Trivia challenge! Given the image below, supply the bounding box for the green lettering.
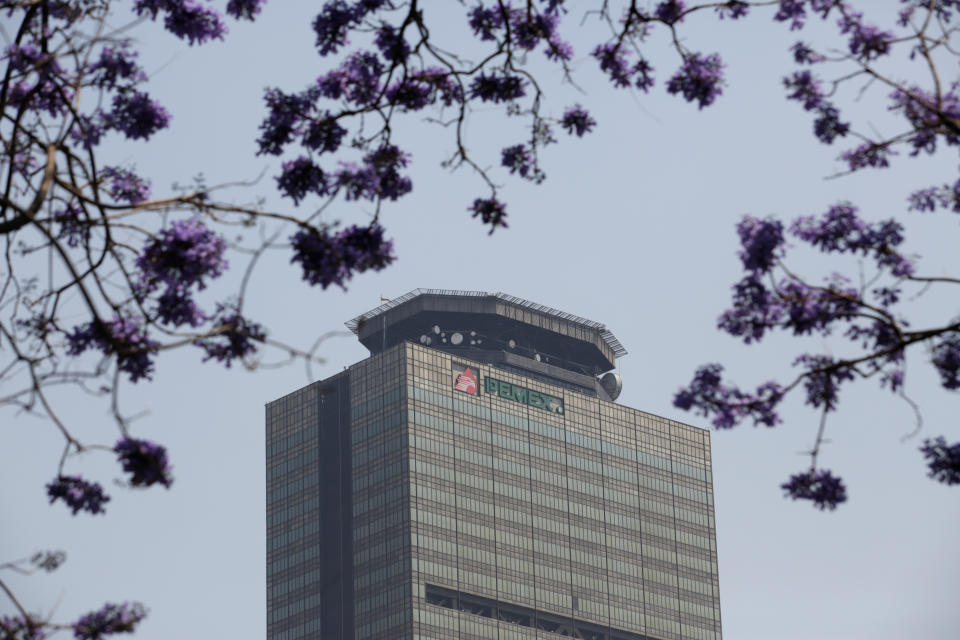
[511,387,527,404]
[485,377,498,394]
[498,381,512,398]
[528,391,544,408]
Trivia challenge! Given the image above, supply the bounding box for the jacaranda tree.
[1,0,958,636]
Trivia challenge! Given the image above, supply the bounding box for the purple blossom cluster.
[783,71,849,144]
[654,0,686,25]
[793,354,855,411]
[791,203,914,277]
[374,25,410,64]
[469,72,526,103]
[781,469,847,510]
[666,53,725,109]
[889,86,960,155]
[46,475,110,515]
[87,46,146,89]
[73,602,147,640]
[100,167,151,204]
[312,1,387,56]
[501,145,535,178]
[290,223,394,290]
[317,51,384,104]
[0,615,46,640]
[105,92,171,140]
[560,105,596,137]
[715,1,749,20]
[54,202,90,247]
[920,437,960,485]
[736,216,784,273]
[931,333,960,390]
[114,437,172,488]
[5,42,72,116]
[66,316,158,383]
[194,304,267,366]
[469,197,509,234]
[133,1,227,45]
[791,41,824,64]
[838,11,892,61]
[673,364,783,429]
[226,0,267,21]
[135,218,227,327]
[839,142,895,171]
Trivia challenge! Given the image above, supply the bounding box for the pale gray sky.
[2,3,958,639]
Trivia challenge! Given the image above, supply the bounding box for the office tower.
[266,290,722,640]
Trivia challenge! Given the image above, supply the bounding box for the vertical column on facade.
[701,432,722,640]
[628,407,650,637]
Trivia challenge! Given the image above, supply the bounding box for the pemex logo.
[453,365,478,395]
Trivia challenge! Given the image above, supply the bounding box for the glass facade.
[267,341,722,640]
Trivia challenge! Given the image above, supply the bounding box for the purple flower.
[155,289,206,327]
[302,115,347,154]
[716,1,749,19]
[654,0,686,24]
[592,43,631,88]
[195,304,266,366]
[838,13,892,60]
[46,476,110,515]
[134,0,227,45]
[632,58,655,92]
[794,354,855,411]
[67,315,158,383]
[674,363,782,428]
[256,88,315,156]
[931,333,960,390]
[0,615,46,640]
[70,113,107,149]
[374,24,409,63]
[385,79,433,111]
[469,197,508,234]
[718,276,782,343]
[773,0,808,30]
[114,437,172,488]
[73,602,147,640]
[87,46,146,88]
[560,105,596,137]
[290,223,394,289]
[783,70,824,110]
[781,469,847,510]
[666,53,725,109]
[510,11,560,50]
[312,1,363,55]
[4,42,44,73]
[105,92,170,140]
[136,218,227,291]
[100,167,150,204]
[277,157,330,205]
[363,144,412,200]
[317,51,383,104]
[813,104,850,144]
[501,144,534,177]
[226,0,266,20]
[791,41,824,64]
[889,86,960,155]
[737,216,784,273]
[469,72,526,103]
[468,4,504,41]
[840,143,895,171]
[55,202,90,247]
[920,437,960,485]
[408,68,463,106]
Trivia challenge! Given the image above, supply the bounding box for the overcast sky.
[2,3,958,639]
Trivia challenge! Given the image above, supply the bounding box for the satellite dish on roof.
[600,372,623,401]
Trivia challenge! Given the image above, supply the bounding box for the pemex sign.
[452,363,564,415]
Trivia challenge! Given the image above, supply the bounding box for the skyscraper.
[266,290,722,640]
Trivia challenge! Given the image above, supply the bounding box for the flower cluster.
[104,92,171,140]
[673,364,783,429]
[791,203,914,277]
[839,142,895,172]
[666,53,725,109]
[226,0,267,21]
[716,1,749,20]
[931,333,960,390]
[783,71,849,144]
[276,157,329,205]
[87,46,146,89]
[194,304,267,367]
[501,145,534,178]
[791,41,824,64]
[781,469,847,510]
[908,180,960,213]
[73,602,147,640]
[736,216,784,273]
[100,167,151,204]
[312,0,387,56]
[888,86,960,155]
[290,223,394,289]
[66,316,158,383]
[920,437,960,485]
[560,105,596,137]
[114,437,173,488]
[793,354,855,411]
[469,197,508,234]
[469,72,526,103]
[838,11,892,61]
[654,0,686,25]
[0,615,46,640]
[133,1,227,45]
[46,475,110,515]
[55,202,90,247]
